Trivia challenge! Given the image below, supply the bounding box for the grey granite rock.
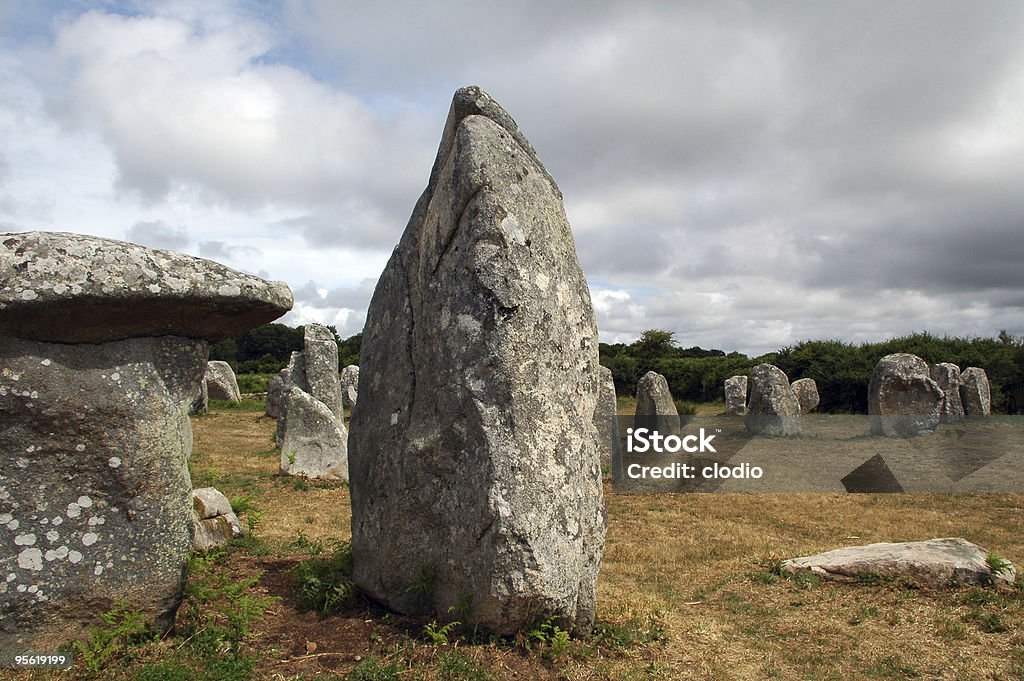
[302,324,343,421]
[782,538,1014,587]
[340,364,359,410]
[634,371,679,432]
[868,353,943,436]
[931,362,964,422]
[0,231,292,343]
[191,487,243,551]
[348,86,605,636]
[745,364,801,435]
[724,375,747,416]
[791,377,820,414]
[279,387,348,482]
[204,360,240,402]
[960,367,992,416]
[594,366,620,470]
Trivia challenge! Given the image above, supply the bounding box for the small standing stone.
[868,353,943,436]
[594,366,621,470]
[204,360,241,402]
[340,364,360,410]
[930,362,964,422]
[191,487,244,551]
[635,371,679,432]
[745,364,801,435]
[302,324,343,421]
[791,377,820,414]
[959,367,992,416]
[724,375,748,415]
[279,387,348,481]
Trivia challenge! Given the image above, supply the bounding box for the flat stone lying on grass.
[781,537,1015,587]
[191,487,243,551]
[205,360,241,402]
[0,230,291,650]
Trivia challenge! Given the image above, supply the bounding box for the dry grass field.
[12,403,1024,680]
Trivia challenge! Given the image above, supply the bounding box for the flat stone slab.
[781,537,1015,587]
[1,231,292,343]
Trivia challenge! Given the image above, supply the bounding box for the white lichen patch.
[17,548,43,571]
[14,533,36,546]
[108,457,122,468]
[217,284,241,296]
[94,564,104,576]
[68,550,83,564]
[41,359,52,366]
[46,530,59,542]
[81,532,98,546]
[87,516,105,526]
[77,496,93,508]
[110,372,120,382]
[66,503,82,518]
[6,519,19,530]
[0,512,11,524]
[51,516,63,526]
[76,444,86,452]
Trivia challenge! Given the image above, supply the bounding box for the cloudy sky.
[2,1,1023,354]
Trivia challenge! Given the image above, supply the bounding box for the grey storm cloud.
[125,220,188,251]
[4,1,1024,353]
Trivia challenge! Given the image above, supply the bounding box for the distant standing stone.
[279,387,348,481]
[594,366,621,470]
[745,364,801,435]
[781,538,1014,587]
[724,375,747,415]
[340,364,359,410]
[635,371,679,432]
[868,353,943,436]
[302,324,343,421]
[204,360,241,402]
[348,86,605,636]
[959,367,992,416]
[930,362,964,422]
[265,372,286,419]
[791,377,820,414]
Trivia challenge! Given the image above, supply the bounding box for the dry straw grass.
[187,406,1024,680]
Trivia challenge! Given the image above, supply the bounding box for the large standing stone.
[791,377,820,414]
[349,86,605,636]
[634,370,679,432]
[594,366,621,470]
[868,353,943,436]
[204,360,240,402]
[279,388,348,481]
[302,324,343,421]
[724,375,747,416]
[930,362,964,422]
[960,367,992,416]
[745,364,801,435]
[0,231,291,650]
[781,538,1014,587]
[340,364,359,410]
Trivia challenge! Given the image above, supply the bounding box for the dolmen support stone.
[348,86,606,636]
[724,375,747,415]
[782,538,1015,587]
[930,362,964,423]
[790,377,820,414]
[0,230,292,650]
[635,370,679,433]
[276,324,348,480]
[960,367,992,416]
[205,360,241,402]
[868,353,943,436]
[745,364,801,435]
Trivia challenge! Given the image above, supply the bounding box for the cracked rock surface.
[349,86,606,636]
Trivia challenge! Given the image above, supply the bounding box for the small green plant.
[286,450,297,467]
[437,649,494,680]
[347,653,406,680]
[986,551,1014,584]
[423,619,461,646]
[288,530,325,555]
[73,603,156,671]
[294,541,359,615]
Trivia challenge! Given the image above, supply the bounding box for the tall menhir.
[348,86,606,636]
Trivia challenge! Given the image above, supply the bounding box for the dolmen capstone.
[790,377,820,414]
[745,364,801,435]
[930,362,964,423]
[0,231,291,650]
[276,324,348,481]
[635,370,679,432]
[204,360,240,402]
[348,86,606,636]
[960,367,992,416]
[191,487,243,551]
[340,364,359,410]
[724,375,747,415]
[868,353,942,436]
[782,538,1014,587]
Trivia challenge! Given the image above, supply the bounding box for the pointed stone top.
[428,86,559,198]
[1,230,293,343]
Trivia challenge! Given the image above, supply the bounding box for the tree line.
[602,329,1024,414]
[211,324,1024,414]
